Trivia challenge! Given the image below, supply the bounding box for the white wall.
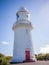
[12,26,34,62]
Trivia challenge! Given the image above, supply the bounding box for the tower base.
[23,58,37,62]
[11,58,36,64]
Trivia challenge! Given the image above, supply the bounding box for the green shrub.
[0,53,5,58]
[0,57,10,65]
[35,53,49,60]
[6,56,12,61]
[0,53,10,65]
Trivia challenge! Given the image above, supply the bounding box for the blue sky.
[0,0,49,56]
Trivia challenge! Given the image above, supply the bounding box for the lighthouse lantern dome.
[16,7,30,21]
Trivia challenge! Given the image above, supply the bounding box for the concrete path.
[11,61,49,65]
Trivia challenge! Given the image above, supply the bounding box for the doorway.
[25,49,30,61]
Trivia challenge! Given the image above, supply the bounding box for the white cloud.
[39,44,49,54]
[1,41,9,45]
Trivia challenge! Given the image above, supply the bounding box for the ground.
[11,61,49,65]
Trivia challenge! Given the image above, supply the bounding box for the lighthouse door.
[25,50,30,61]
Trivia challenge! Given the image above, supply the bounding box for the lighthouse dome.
[17,7,29,14]
[16,7,30,21]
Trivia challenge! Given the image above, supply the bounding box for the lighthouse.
[12,7,36,63]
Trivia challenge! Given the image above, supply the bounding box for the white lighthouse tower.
[12,7,36,63]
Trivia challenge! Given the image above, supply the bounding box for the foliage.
[0,57,10,65]
[35,53,49,60]
[0,53,5,58]
[0,53,10,65]
[6,56,12,61]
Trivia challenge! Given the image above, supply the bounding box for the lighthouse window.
[26,29,28,33]
[27,15,28,18]
[17,13,19,19]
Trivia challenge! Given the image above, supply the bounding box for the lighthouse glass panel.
[17,14,19,20]
[27,15,28,18]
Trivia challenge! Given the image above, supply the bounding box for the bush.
[6,56,12,61]
[0,57,10,65]
[0,53,5,57]
[0,53,10,65]
[35,53,49,60]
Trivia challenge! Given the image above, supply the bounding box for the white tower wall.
[12,27,34,62]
